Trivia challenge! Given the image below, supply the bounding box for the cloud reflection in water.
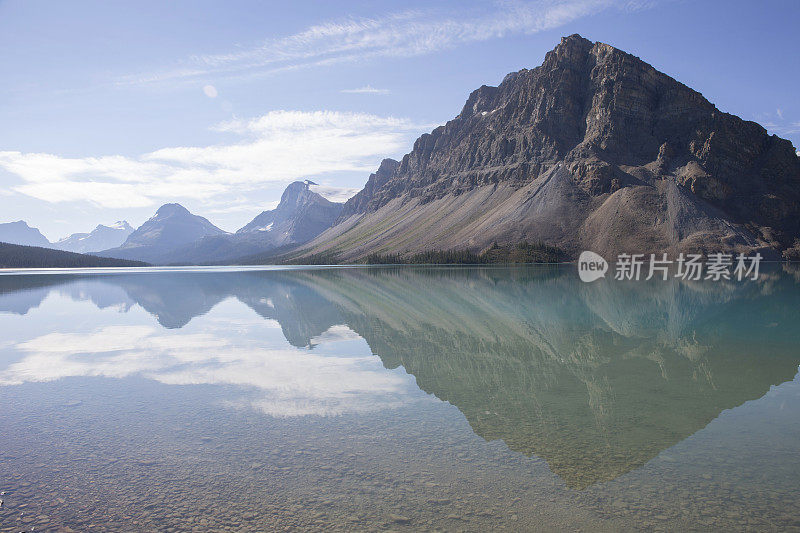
[2,321,412,417]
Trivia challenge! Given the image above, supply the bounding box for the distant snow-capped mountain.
[54,221,134,253]
[157,181,345,264]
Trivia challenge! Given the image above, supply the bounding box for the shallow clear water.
[1,265,799,532]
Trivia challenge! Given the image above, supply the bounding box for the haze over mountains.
[0,220,133,253]
[0,180,344,266]
[98,203,228,263]
[3,34,799,266]
[155,180,344,265]
[0,221,50,248]
[96,180,344,264]
[0,219,140,267]
[54,221,134,253]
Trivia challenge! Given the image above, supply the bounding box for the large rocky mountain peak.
[301,34,800,260]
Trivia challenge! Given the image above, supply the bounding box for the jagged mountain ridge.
[237,180,343,242]
[338,159,399,220]
[301,34,800,261]
[54,221,133,253]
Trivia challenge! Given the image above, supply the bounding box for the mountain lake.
[0,264,799,531]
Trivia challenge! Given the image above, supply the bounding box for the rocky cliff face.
[305,34,800,260]
[337,159,399,220]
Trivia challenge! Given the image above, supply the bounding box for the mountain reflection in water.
[1,265,798,490]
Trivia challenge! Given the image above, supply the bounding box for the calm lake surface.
[1,265,799,532]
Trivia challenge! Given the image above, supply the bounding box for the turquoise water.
[0,265,799,531]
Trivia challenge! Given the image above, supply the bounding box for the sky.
[0,0,798,240]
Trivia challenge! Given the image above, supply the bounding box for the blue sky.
[0,0,798,240]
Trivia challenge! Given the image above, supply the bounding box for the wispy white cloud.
[205,201,279,216]
[754,109,800,138]
[762,120,800,137]
[341,85,390,94]
[309,184,361,203]
[0,110,427,209]
[120,0,632,87]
